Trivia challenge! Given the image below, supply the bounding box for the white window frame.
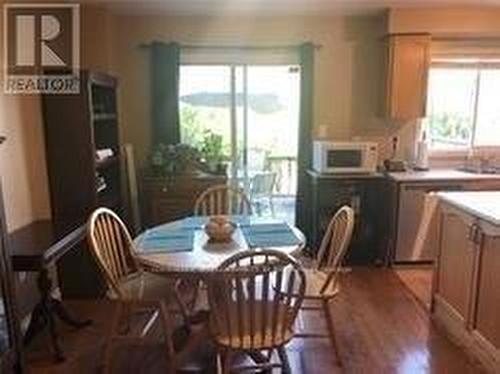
[427,60,500,158]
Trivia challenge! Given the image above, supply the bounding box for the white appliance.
[313,141,379,174]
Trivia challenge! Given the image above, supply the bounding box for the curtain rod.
[138,42,322,50]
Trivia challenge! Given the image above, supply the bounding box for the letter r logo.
[5,4,79,76]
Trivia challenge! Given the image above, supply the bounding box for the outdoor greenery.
[180,105,231,162]
[427,112,472,147]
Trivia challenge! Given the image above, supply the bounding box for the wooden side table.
[9,221,92,362]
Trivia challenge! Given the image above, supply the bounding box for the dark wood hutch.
[41,71,122,298]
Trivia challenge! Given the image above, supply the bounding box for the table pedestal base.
[23,268,92,362]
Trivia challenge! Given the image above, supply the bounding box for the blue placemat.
[182,216,209,229]
[139,228,194,253]
[241,222,301,248]
[181,215,257,229]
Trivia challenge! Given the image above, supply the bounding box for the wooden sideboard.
[141,173,226,227]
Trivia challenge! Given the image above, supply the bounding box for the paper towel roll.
[415,140,429,170]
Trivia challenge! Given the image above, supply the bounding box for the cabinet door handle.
[468,224,475,242]
[474,226,484,247]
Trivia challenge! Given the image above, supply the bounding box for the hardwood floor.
[26,268,483,373]
[394,267,434,309]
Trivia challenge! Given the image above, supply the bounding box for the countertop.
[307,170,385,179]
[438,191,500,226]
[386,169,500,183]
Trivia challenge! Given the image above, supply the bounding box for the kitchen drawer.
[464,180,500,191]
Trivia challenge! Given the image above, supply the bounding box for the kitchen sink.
[457,166,500,174]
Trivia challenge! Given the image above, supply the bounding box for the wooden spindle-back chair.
[314,205,355,295]
[296,205,355,366]
[87,208,203,373]
[206,249,306,373]
[194,184,252,216]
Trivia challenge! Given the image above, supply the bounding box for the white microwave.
[313,141,379,174]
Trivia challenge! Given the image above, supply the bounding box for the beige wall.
[111,14,391,165]
[0,4,113,232]
[3,5,500,234]
[0,1,51,231]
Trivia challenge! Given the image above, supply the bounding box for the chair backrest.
[315,206,355,292]
[194,184,252,216]
[87,207,138,300]
[250,172,277,198]
[206,249,306,350]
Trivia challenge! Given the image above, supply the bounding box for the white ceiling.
[88,0,500,16]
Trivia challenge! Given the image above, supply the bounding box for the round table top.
[133,216,305,277]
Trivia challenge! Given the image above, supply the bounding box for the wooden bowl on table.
[204,216,236,243]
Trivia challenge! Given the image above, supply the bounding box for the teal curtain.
[150,41,181,145]
[295,42,315,235]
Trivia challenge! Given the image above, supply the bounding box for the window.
[425,65,500,150]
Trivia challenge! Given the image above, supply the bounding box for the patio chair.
[249,172,277,216]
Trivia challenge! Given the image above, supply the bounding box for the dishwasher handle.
[403,184,465,192]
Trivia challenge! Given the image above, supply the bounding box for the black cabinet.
[42,71,121,298]
[308,171,388,265]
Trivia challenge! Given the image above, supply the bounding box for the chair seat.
[110,271,178,301]
[302,268,340,299]
[211,300,294,349]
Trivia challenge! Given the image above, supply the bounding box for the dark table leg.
[23,267,92,362]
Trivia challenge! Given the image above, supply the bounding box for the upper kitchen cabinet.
[383,33,431,121]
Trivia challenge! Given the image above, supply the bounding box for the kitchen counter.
[437,191,500,226]
[307,170,385,179]
[433,190,500,372]
[386,169,500,183]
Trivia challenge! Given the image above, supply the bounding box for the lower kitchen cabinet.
[434,205,477,323]
[475,234,500,350]
[433,196,500,372]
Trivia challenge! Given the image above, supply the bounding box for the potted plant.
[200,130,229,175]
[150,143,200,177]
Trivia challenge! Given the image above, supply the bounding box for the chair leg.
[255,201,262,216]
[158,301,177,374]
[188,280,201,311]
[323,299,342,366]
[223,351,233,374]
[103,302,122,374]
[173,283,191,327]
[217,352,223,374]
[269,196,275,217]
[277,347,291,374]
[217,350,233,374]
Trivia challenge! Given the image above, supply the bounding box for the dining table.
[133,215,306,278]
[132,215,306,369]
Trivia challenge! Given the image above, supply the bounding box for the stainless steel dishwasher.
[394,182,464,262]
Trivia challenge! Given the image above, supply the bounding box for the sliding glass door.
[179,64,300,224]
